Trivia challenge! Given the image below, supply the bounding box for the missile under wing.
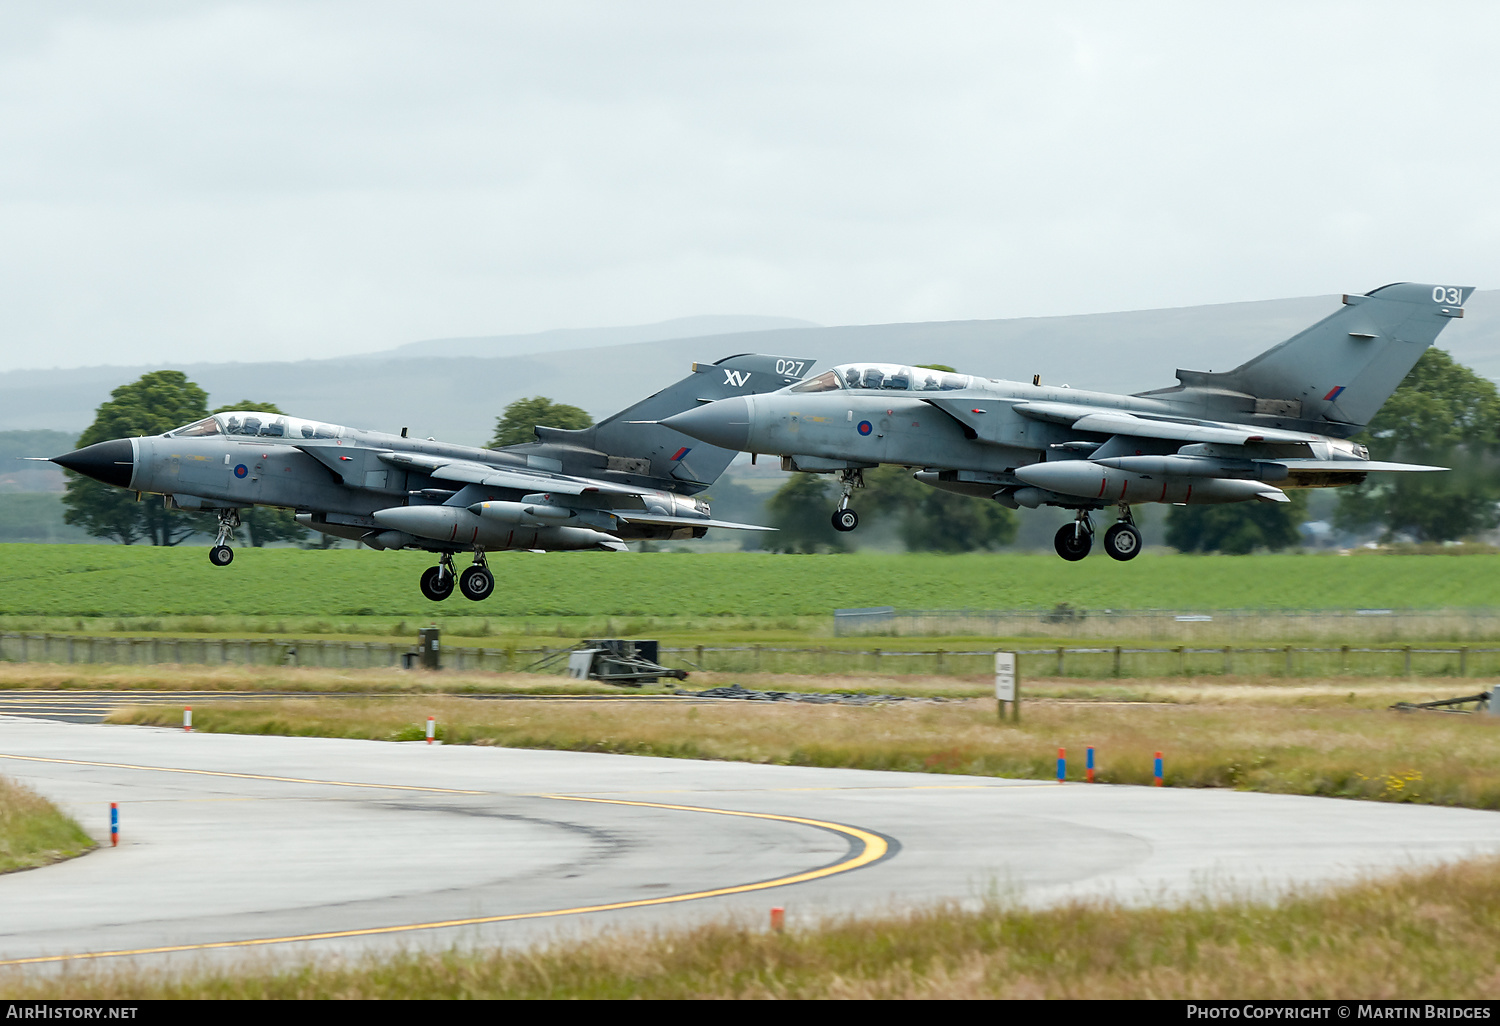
[661,283,1467,561]
[51,353,813,601]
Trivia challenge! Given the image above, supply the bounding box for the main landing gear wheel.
[1103,522,1143,561]
[209,545,234,566]
[1054,524,1092,561]
[831,508,860,532]
[459,565,495,601]
[419,565,454,602]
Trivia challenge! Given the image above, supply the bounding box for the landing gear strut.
[458,549,495,601]
[209,509,240,566]
[1103,505,1143,562]
[419,552,457,602]
[830,469,864,532]
[1053,510,1094,561]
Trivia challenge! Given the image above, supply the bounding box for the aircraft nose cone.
[52,438,134,489]
[661,396,752,450]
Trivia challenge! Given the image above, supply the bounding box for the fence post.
[935,649,944,675]
[873,648,881,673]
[1056,646,1065,677]
[1223,646,1232,675]
[1112,646,1121,678]
[1341,644,1349,673]
[1461,646,1469,677]
[754,644,762,671]
[1404,645,1412,677]
[1284,645,1293,677]
[1176,646,1185,676]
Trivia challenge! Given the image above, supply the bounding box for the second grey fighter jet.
[661,283,1467,561]
[51,354,813,600]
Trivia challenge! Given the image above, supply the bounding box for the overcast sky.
[1,2,1496,371]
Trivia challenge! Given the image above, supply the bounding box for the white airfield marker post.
[995,651,1019,724]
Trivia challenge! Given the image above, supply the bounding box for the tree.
[210,400,309,547]
[1166,495,1307,554]
[861,465,1017,552]
[761,465,1017,553]
[763,474,853,553]
[62,371,210,545]
[489,397,593,448]
[1334,348,1500,542]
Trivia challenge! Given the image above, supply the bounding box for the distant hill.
[377,315,819,359]
[4,291,1495,446]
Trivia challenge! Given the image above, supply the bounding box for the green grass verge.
[5,856,1499,998]
[6,545,1500,622]
[0,776,94,873]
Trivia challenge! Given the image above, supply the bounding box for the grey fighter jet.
[50,354,813,600]
[661,283,1469,561]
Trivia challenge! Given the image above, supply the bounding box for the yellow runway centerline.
[0,752,890,966]
[0,793,890,967]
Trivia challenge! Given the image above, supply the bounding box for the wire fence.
[833,606,1500,642]
[4,632,1500,680]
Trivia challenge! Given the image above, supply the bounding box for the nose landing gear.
[830,468,864,533]
[209,509,240,566]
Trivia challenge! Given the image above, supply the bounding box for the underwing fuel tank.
[370,505,622,550]
[1014,460,1288,504]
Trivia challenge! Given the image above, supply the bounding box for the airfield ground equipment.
[1390,690,1499,714]
[565,640,688,687]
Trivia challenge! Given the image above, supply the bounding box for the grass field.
[0,775,93,873]
[111,678,1500,809]
[5,856,1499,998]
[5,544,1500,637]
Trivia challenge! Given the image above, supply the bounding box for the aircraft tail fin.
[515,354,814,493]
[1142,283,1474,432]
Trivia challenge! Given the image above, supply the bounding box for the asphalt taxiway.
[3,715,1499,970]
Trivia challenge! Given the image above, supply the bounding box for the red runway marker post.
[110,802,118,847]
[1154,751,1163,786]
[1056,747,1065,783]
[770,907,785,933]
[427,717,435,744]
[184,707,192,732]
[1086,746,1095,783]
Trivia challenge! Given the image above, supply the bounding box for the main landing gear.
[1102,505,1142,562]
[1052,506,1142,562]
[1054,511,1093,561]
[830,468,864,533]
[208,509,240,567]
[420,551,495,602]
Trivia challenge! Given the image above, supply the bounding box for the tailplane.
[1141,283,1474,434]
[509,354,814,493]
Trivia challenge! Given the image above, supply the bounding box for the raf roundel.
[856,420,873,436]
[233,464,249,479]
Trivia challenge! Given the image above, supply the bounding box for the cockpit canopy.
[786,363,972,394]
[167,412,345,441]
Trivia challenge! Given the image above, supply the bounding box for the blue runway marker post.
[1087,746,1095,783]
[1056,748,1065,783]
[1154,751,1164,787]
[110,802,118,847]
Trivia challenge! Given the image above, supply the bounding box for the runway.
[3,715,1500,971]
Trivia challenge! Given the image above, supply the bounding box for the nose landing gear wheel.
[832,508,859,532]
[1054,524,1092,561]
[1103,522,1143,561]
[459,565,495,601]
[209,545,234,566]
[419,565,454,602]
